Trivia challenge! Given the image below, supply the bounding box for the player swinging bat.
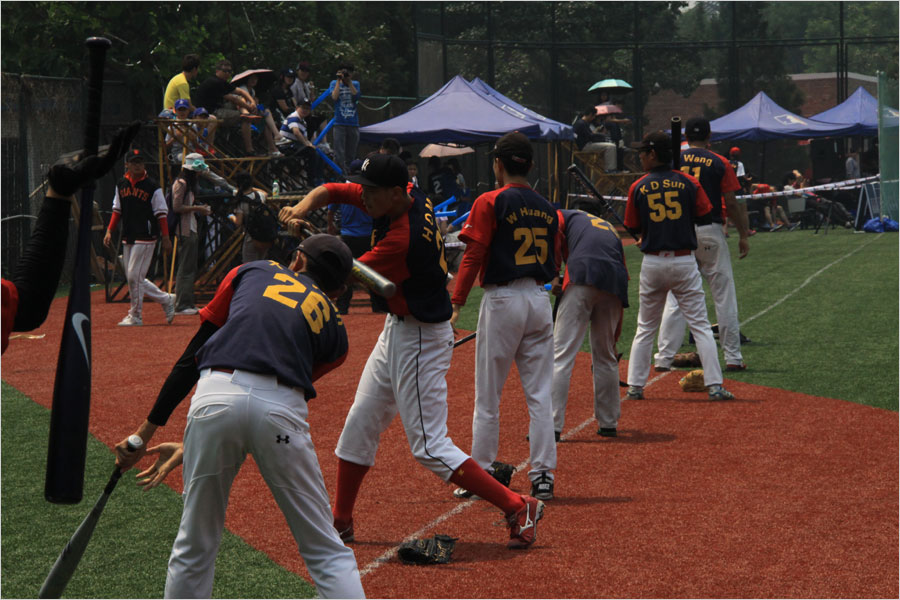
[278,153,439,304]
[38,435,144,599]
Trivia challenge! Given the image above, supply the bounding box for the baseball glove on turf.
[489,461,516,487]
[679,369,706,392]
[672,352,702,368]
[397,534,458,565]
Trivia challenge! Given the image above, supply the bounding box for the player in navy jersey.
[450,132,559,501]
[114,235,365,598]
[278,152,546,550]
[551,202,629,439]
[655,117,750,373]
[623,131,735,401]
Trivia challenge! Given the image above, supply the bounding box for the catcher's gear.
[672,352,702,368]
[489,461,516,487]
[679,369,706,392]
[397,534,457,565]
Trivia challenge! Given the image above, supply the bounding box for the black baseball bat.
[45,36,111,504]
[566,164,639,242]
[38,435,144,598]
[671,116,682,171]
[453,332,476,348]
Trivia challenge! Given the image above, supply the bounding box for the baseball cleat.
[597,427,617,438]
[163,294,175,324]
[334,518,354,543]
[118,314,142,326]
[530,473,554,501]
[506,495,544,549]
[708,385,735,401]
[625,386,644,400]
[453,486,478,500]
[725,363,747,372]
[653,365,670,372]
[175,307,199,315]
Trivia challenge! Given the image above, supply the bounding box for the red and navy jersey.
[624,167,712,253]
[557,210,629,308]
[325,182,452,322]
[114,173,166,243]
[196,260,348,399]
[679,147,740,224]
[458,183,558,285]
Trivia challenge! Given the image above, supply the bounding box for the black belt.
[646,249,692,257]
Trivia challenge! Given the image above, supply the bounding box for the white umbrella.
[419,143,475,158]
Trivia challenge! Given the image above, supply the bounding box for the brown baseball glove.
[679,369,706,392]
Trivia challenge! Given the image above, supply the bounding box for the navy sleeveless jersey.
[558,210,629,308]
[325,182,452,322]
[460,183,558,285]
[196,260,348,398]
[679,148,740,224]
[623,167,712,253]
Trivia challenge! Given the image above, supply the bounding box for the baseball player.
[654,117,750,372]
[450,132,559,501]
[623,131,734,401]
[551,201,629,438]
[278,152,545,550]
[115,235,365,599]
[103,149,175,326]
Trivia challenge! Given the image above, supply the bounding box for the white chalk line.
[740,234,881,327]
[357,371,670,578]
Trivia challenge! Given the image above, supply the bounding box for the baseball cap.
[491,131,533,164]
[347,159,364,175]
[297,61,311,72]
[684,117,711,141]
[281,67,296,78]
[347,153,407,188]
[296,234,353,293]
[125,148,146,162]
[174,98,190,111]
[182,153,209,172]
[729,146,741,156]
[192,107,209,118]
[630,130,671,152]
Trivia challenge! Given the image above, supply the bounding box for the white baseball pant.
[627,253,723,388]
[335,314,470,480]
[165,369,364,599]
[473,278,556,483]
[655,223,743,367]
[552,285,622,431]
[123,241,170,320]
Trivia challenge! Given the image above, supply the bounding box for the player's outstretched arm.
[278,185,332,225]
[136,443,184,490]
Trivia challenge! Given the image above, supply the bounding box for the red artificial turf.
[2,290,897,598]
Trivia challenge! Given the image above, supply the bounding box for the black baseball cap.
[296,234,353,293]
[125,148,146,162]
[630,130,671,152]
[684,117,711,141]
[347,153,407,188]
[491,131,533,164]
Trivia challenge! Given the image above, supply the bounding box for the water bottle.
[272,179,280,198]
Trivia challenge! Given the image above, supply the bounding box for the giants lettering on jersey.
[482,185,558,285]
[116,176,161,243]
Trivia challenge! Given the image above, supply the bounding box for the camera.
[341,69,350,78]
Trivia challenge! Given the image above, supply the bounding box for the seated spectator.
[229,170,278,262]
[190,107,216,153]
[753,183,796,232]
[291,60,315,105]
[279,101,323,185]
[573,106,616,173]
[160,53,200,118]
[233,72,283,152]
[271,68,298,123]
[165,99,195,163]
[194,60,267,156]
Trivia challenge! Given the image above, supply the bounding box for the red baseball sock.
[449,458,524,515]
[333,458,370,524]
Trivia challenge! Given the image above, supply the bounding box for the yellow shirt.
[163,72,190,110]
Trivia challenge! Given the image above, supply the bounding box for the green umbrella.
[588,79,633,93]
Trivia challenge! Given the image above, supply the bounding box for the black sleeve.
[147,320,220,426]
[12,196,71,332]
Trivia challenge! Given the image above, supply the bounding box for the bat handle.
[83,37,111,158]
[105,434,143,493]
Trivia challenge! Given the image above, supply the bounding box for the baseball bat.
[38,435,144,599]
[45,36,112,504]
[453,332,476,347]
[566,164,639,242]
[671,116,682,171]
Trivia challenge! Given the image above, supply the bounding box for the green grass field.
[2,228,896,598]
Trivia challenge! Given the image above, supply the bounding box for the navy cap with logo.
[491,131,533,164]
[295,234,353,293]
[125,148,146,162]
[684,117,711,141]
[347,153,407,188]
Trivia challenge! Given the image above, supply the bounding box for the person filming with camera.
[328,63,361,175]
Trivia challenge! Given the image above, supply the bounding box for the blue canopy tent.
[810,86,879,137]
[359,76,544,144]
[710,91,855,141]
[469,77,574,140]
